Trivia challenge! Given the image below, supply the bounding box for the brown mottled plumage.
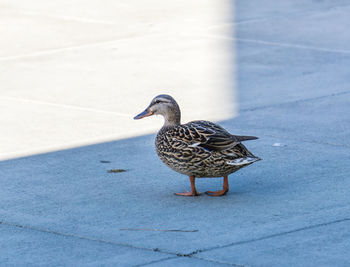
[134,94,260,196]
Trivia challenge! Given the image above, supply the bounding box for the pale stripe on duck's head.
[134,94,181,126]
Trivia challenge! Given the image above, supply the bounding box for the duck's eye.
[155,100,161,104]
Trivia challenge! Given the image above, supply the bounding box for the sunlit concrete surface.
[0,0,235,160]
[2,0,350,266]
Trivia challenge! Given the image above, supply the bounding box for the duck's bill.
[133,109,153,120]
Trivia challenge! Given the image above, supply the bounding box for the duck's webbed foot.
[205,189,228,196]
[205,176,229,197]
[174,176,201,197]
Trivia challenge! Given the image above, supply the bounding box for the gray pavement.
[1,0,350,266]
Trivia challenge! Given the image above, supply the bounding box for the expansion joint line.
[0,219,244,266]
[198,217,350,254]
[240,90,350,113]
[0,220,174,256]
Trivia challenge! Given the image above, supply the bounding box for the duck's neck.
[163,106,181,128]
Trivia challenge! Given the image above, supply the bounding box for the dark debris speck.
[108,169,127,173]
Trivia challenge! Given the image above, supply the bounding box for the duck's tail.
[233,135,259,142]
[227,156,261,166]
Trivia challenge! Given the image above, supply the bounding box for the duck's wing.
[178,120,258,152]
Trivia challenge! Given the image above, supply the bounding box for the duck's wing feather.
[178,120,258,152]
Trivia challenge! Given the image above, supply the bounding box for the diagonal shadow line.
[1,88,348,162]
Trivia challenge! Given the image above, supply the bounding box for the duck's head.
[134,94,181,126]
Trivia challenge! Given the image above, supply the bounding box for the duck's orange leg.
[206,176,229,196]
[175,176,201,196]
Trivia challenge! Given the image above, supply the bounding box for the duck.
[134,94,260,196]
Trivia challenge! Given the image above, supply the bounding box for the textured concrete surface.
[1,0,350,266]
[0,0,234,160]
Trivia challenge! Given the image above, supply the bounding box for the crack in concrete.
[192,255,247,267]
[0,220,176,257]
[1,211,350,265]
[204,33,350,54]
[237,90,350,148]
[239,90,350,113]
[17,10,117,25]
[132,256,178,267]
[236,37,350,54]
[234,3,350,26]
[196,217,350,255]
[134,253,245,267]
[0,219,245,266]
[0,33,159,62]
[0,95,130,117]
[260,132,350,149]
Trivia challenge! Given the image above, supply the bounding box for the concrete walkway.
[0,0,234,161]
[1,0,350,266]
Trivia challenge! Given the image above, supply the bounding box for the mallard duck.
[134,94,260,196]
